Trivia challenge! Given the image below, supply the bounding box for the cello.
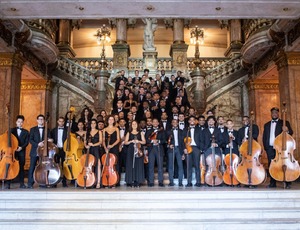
[204,135,223,186]
[101,134,119,187]
[34,113,61,186]
[269,102,300,188]
[63,107,83,182]
[0,104,20,188]
[77,136,96,189]
[223,135,240,186]
[236,111,266,187]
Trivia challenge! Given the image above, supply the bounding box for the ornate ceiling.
[1,0,300,19]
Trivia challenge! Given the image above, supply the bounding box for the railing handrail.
[206,55,242,75]
[62,56,95,72]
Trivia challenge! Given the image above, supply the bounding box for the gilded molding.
[21,80,53,91]
[0,53,24,70]
[275,51,300,70]
[247,79,279,91]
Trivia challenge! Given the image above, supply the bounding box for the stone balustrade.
[57,56,96,88]
[187,57,229,72]
[25,19,57,41]
[205,55,242,87]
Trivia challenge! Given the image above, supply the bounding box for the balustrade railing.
[71,58,113,72]
[57,56,96,88]
[187,57,229,72]
[25,19,57,41]
[204,55,242,88]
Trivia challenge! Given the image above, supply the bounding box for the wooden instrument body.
[223,153,239,186]
[34,141,62,186]
[77,149,96,188]
[269,132,300,182]
[184,136,192,154]
[236,140,266,186]
[0,132,20,180]
[63,133,83,180]
[101,152,119,187]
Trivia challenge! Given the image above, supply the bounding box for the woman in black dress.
[78,106,94,130]
[102,115,120,187]
[124,120,146,187]
[85,119,102,188]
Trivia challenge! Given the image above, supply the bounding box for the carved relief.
[21,80,52,91]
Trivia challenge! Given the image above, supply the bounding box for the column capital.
[0,53,25,70]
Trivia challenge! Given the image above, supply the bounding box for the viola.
[204,135,223,186]
[269,102,300,187]
[77,136,96,189]
[184,128,192,154]
[63,107,83,181]
[101,134,119,187]
[223,136,239,186]
[34,113,61,186]
[236,111,266,186]
[0,104,20,187]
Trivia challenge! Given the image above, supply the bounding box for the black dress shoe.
[266,184,276,188]
[186,183,192,187]
[158,183,165,187]
[178,183,183,187]
[148,183,154,187]
[27,184,33,189]
[285,184,291,189]
[194,183,201,187]
[63,184,68,188]
[168,182,174,187]
[20,184,27,189]
[5,184,10,189]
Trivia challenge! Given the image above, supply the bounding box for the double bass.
[63,107,83,181]
[269,102,300,187]
[204,135,223,186]
[77,136,96,189]
[236,112,266,187]
[0,104,19,188]
[101,134,119,187]
[223,135,239,186]
[34,113,61,186]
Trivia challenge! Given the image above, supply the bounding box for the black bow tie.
[162,120,167,123]
[272,120,278,123]
[38,127,44,129]
[179,122,184,125]
[17,127,22,130]
[209,127,214,129]
[173,128,178,130]
[120,128,125,131]
[58,128,64,130]
[190,126,195,129]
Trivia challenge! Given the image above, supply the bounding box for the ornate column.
[57,19,76,58]
[111,19,130,72]
[224,19,243,57]
[275,51,300,160]
[170,19,188,73]
[94,68,111,113]
[0,53,24,133]
[190,67,206,114]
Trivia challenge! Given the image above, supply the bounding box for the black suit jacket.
[200,127,224,152]
[160,120,172,132]
[11,127,29,154]
[166,128,184,154]
[237,124,259,146]
[50,127,68,147]
[263,119,293,151]
[29,126,50,157]
[183,126,201,150]
[222,129,239,155]
[145,128,166,153]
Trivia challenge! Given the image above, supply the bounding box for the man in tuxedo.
[198,115,206,130]
[160,112,171,131]
[166,119,184,187]
[115,69,128,90]
[145,118,166,187]
[27,114,50,188]
[217,116,227,134]
[5,115,29,189]
[263,107,293,188]
[178,113,187,130]
[237,115,259,146]
[183,116,202,187]
[112,100,126,118]
[160,70,169,91]
[223,119,239,156]
[118,118,128,173]
[50,117,68,187]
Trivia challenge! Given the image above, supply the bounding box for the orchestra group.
[2,68,299,190]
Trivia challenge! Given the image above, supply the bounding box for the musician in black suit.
[115,69,128,90]
[145,118,166,187]
[237,115,259,146]
[118,118,128,173]
[166,119,184,186]
[201,116,224,159]
[5,115,29,189]
[223,119,239,155]
[50,117,68,187]
[27,114,50,188]
[178,113,187,130]
[183,116,202,187]
[263,107,293,188]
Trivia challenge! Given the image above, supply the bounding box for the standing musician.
[5,115,29,189]
[145,118,165,187]
[237,115,259,146]
[50,117,68,187]
[75,121,87,144]
[102,115,120,187]
[263,107,293,189]
[27,114,50,189]
[223,119,239,156]
[118,118,128,173]
[166,119,184,187]
[85,119,103,188]
[183,116,201,187]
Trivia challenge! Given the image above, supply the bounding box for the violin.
[63,106,83,181]
[184,128,192,154]
[269,102,300,187]
[101,134,119,187]
[77,136,96,189]
[236,111,266,186]
[204,135,223,186]
[0,104,20,187]
[143,146,149,164]
[34,113,62,186]
[223,135,240,186]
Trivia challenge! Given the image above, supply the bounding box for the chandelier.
[94,24,111,69]
[190,26,204,69]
